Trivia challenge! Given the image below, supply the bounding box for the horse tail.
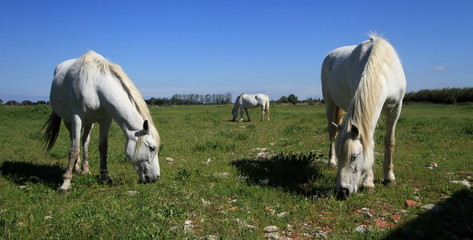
[42,112,61,153]
[265,99,270,121]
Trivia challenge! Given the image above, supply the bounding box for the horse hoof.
[101,176,113,185]
[382,179,397,186]
[58,188,68,195]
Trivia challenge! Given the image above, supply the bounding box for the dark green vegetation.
[1,104,472,239]
[404,87,473,104]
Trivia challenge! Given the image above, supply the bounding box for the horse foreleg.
[59,116,82,193]
[362,145,375,192]
[99,119,113,184]
[244,108,251,122]
[238,107,244,122]
[81,123,93,174]
[382,104,402,185]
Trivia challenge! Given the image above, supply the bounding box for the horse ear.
[351,123,360,138]
[143,120,149,134]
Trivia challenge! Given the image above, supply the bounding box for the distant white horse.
[232,93,270,122]
[321,34,406,200]
[43,51,161,193]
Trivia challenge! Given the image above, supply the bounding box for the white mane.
[344,34,397,149]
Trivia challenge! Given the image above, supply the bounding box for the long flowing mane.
[81,51,160,145]
[344,34,397,149]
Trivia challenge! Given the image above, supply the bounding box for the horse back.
[50,57,103,122]
[322,37,406,111]
[321,45,362,111]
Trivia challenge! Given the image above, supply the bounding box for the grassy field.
[1,103,472,239]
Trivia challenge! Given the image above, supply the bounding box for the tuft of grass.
[461,123,473,135]
[194,140,236,151]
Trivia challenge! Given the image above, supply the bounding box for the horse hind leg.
[326,104,344,168]
[64,122,82,173]
[81,123,93,174]
[60,116,82,193]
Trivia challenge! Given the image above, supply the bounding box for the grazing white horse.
[321,34,406,200]
[43,51,161,193]
[232,93,270,122]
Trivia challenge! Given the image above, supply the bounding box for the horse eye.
[149,146,156,152]
[351,154,358,162]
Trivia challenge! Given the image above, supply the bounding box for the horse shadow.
[0,161,64,189]
[232,152,332,197]
[383,188,473,239]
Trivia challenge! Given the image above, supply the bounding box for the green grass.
[1,104,472,239]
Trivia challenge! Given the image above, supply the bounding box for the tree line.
[145,93,233,106]
[404,87,473,104]
[3,88,473,106]
[0,100,48,106]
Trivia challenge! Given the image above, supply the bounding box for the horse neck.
[100,81,144,134]
[233,96,241,110]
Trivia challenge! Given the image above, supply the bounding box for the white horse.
[321,34,406,200]
[232,93,270,122]
[43,51,161,193]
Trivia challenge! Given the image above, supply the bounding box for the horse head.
[231,107,239,121]
[333,122,366,200]
[125,120,160,183]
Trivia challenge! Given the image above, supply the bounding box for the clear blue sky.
[1,0,472,102]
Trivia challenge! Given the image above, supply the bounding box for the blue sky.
[1,0,472,102]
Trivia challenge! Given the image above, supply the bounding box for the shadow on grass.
[384,188,473,239]
[0,161,63,188]
[232,152,332,197]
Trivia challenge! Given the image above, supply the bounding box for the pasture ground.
[1,104,472,239]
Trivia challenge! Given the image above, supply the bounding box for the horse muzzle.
[140,175,159,184]
[336,187,350,200]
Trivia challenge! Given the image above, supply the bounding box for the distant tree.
[0,99,3,104]
[36,100,48,105]
[276,96,289,103]
[6,100,19,106]
[225,93,232,104]
[287,94,298,104]
[21,100,33,105]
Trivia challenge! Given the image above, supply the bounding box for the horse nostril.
[336,188,350,200]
